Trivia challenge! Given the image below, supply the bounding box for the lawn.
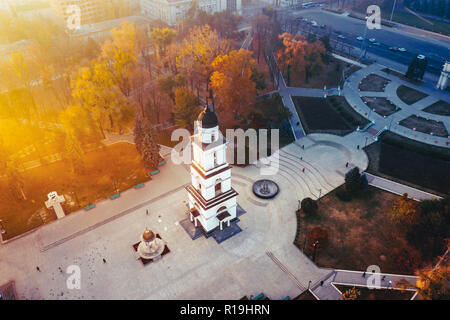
[296,186,426,274]
[396,85,428,105]
[335,284,415,300]
[358,74,391,92]
[293,96,367,136]
[364,131,450,196]
[0,143,150,240]
[423,100,450,116]
[362,97,401,117]
[399,115,449,137]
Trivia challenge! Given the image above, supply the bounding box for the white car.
[398,47,407,52]
[369,38,376,42]
[356,36,364,41]
[337,34,346,39]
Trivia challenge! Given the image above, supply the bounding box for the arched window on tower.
[215,178,222,196]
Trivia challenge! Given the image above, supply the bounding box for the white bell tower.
[186,106,238,234]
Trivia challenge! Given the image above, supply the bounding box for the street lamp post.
[360,16,368,61]
[390,0,397,22]
[312,240,319,262]
[0,219,6,242]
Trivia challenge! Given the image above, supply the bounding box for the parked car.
[389,46,399,51]
[356,36,364,41]
[369,38,376,43]
[398,47,407,52]
[338,34,346,39]
[373,42,381,46]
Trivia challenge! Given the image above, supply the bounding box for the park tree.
[177,25,231,98]
[173,87,201,131]
[5,160,26,201]
[64,132,85,175]
[407,197,449,259]
[58,105,100,145]
[252,15,273,63]
[342,286,360,300]
[344,167,363,195]
[136,25,154,77]
[100,21,138,97]
[391,193,421,225]
[134,116,145,156]
[277,33,307,86]
[416,265,450,300]
[301,197,318,216]
[210,49,257,120]
[151,27,177,61]
[157,74,186,103]
[71,61,130,137]
[140,122,161,171]
[250,67,267,91]
[277,33,325,85]
[303,40,326,83]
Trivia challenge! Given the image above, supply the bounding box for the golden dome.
[142,229,155,241]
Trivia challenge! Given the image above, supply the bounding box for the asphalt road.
[282,8,450,75]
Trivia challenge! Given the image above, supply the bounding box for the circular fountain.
[252,179,280,199]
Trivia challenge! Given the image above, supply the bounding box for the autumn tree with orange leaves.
[210,49,257,123]
[176,25,231,100]
[277,33,325,86]
[391,193,421,225]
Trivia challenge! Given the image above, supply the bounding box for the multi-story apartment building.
[140,0,242,26]
[50,0,106,25]
[0,0,13,15]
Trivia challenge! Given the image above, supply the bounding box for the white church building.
[185,107,238,234]
[140,0,242,26]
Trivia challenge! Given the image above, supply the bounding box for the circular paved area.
[344,63,450,147]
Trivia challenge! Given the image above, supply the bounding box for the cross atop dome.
[197,104,218,129]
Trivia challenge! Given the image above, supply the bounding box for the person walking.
[103,258,107,264]
[146,209,148,215]
[36,266,41,272]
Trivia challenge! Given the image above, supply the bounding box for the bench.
[252,293,266,300]
[150,169,160,176]
[109,193,120,200]
[84,204,95,211]
[134,183,145,189]
[158,160,166,166]
[282,296,291,300]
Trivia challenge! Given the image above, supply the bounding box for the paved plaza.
[3,53,447,301]
[0,129,426,300]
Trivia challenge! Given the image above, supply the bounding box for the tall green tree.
[173,87,201,131]
[64,132,84,175]
[140,122,160,171]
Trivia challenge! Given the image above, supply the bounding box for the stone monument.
[137,228,166,261]
[45,191,66,219]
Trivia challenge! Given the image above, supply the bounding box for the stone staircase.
[274,148,337,200]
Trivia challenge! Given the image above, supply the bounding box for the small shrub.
[301,197,318,215]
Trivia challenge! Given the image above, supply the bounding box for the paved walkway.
[344,63,450,148]
[311,269,418,300]
[267,51,306,140]
[365,173,442,201]
[1,133,419,300]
